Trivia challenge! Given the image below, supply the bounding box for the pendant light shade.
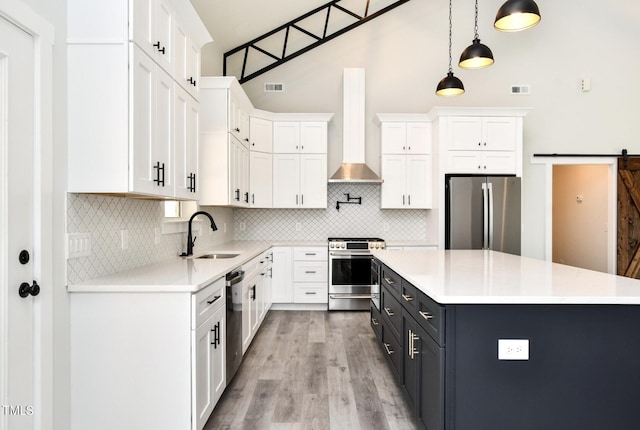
[459,0,494,69]
[436,72,465,96]
[494,0,541,32]
[436,0,464,96]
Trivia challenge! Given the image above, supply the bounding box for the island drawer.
[381,264,401,298]
[381,285,402,341]
[370,303,382,342]
[416,291,445,346]
[400,279,418,312]
[381,323,402,384]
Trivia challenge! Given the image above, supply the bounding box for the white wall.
[203,0,640,260]
[552,164,609,272]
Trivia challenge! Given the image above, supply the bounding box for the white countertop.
[372,249,640,305]
[67,240,326,293]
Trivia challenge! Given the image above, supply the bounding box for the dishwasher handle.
[225,270,244,286]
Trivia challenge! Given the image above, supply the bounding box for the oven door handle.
[329,294,372,300]
[329,252,373,258]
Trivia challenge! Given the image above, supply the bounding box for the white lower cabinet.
[241,249,273,353]
[70,277,226,430]
[271,247,293,303]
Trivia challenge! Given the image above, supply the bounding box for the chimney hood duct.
[329,68,383,183]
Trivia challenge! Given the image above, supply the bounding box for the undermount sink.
[196,253,239,259]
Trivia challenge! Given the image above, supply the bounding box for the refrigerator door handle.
[488,182,494,250]
[482,182,489,249]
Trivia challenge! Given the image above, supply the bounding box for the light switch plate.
[498,339,529,360]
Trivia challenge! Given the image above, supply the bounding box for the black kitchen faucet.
[183,211,218,256]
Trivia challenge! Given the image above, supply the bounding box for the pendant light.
[459,0,494,69]
[436,0,464,96]
[494,0,541,32]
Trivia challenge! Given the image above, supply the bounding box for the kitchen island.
[371,249,640,430]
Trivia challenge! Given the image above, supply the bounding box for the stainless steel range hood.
[329,68,383,183]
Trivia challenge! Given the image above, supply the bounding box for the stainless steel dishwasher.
[225,267,244,383]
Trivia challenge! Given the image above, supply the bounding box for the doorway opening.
[552,164,609,272]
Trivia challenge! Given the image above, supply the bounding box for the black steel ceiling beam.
[223,0,411,83]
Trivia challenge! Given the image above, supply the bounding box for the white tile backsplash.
[66,194,233,284]
[233,183,433,241]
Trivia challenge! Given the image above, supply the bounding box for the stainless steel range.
[328,237,386,310]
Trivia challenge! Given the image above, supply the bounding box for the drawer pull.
[383,277,395,285]
[305,270,317,274]
[304,292,317,295]
[305,253,316,256]
[371,318,379,326]
[402,294,413,302]
[384,307,394,317]
[207,295,221,305]
[383,343,394,355]
[419,310,434,320]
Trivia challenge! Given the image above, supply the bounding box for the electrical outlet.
[68,233,91,258]
[120,230,129,250]
[239,222,246,231]
[223,222,227,233]
[498,339,529,360]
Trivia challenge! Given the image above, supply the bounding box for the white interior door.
[0,14,37,430]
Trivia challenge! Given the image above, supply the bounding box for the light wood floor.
[204,310,419,430]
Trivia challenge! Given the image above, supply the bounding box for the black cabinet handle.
[187,77,197,87]
[251,285,256,301]
[207,295,221,305]
[234,127,240,133]
[153,162,165,186]
[244,192,249,203]
[19,280,40,298]
[235,189,240,201]
[211,321,220,349]
[153,41,165,54]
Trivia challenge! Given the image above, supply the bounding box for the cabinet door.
[154,0,173,73]
[406,155,432,209]
[406,122,431,154]
[271,247,293,303]
[210,305,226,408]
[185,37,200,98]
[273,122,300,153]
[155,66,173,195]
[173,86,199,199]
[299,122,327,153]
[249,151,272,208]
[445,151,483,174]
[249,117,273,153]
[239,143,250,206]
[402,311,420,414]
[299,154,327,208]
[272,154,300,208]
[193,316,215,430]
[130,46,162,195]
[173,21,188,90]
[380,154,406,208]
[448,116,482,150]
[381,122,407,154]
[481,151,517,174]
[418,325,445,430]
[131,0,155,58]
[482,117,517,151]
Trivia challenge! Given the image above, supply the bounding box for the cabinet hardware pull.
[18,280,40,298]
[478,142,481,146]
[153,41,165,54]
[235,127,240,132]
[402,294,413,302]
[211,321,220,348]
[235,189,240,201]
[419,310,434,320]
[244,138,249,142]
[251,285,256,300]
[207,295,221,305]
[371,318,379,326]
[383,277,395,285]
[304,292,317,295]
[296,195,298,205]
[252,194,255,204]
[301,195,304,205]
[244,192,249,203]
[192,173,196,192]
[402,195,405,205]
[305,270,316,274]
[384,307,394,317]
[383,343,394,355]
[305,252,316,256]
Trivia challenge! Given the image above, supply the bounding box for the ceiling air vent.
[511,85,530,95]
[264,83,284,92]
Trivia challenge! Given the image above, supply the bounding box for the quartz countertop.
[67,240,327,293]
[372,249,640,305]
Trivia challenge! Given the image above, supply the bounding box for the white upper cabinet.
[432,108,530,176]
[249,116,273,153]
[173,19,200,98]
[131,0,174,74]
[381,121,432,154]
[273,121,328,154]
[377,114,433,209]
[249,151,273,208]
[67,0,211,198]
[199,77,252,207]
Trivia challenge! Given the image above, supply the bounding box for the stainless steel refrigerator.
[445,175,521,255]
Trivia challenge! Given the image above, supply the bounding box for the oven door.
[328,251,373,310]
